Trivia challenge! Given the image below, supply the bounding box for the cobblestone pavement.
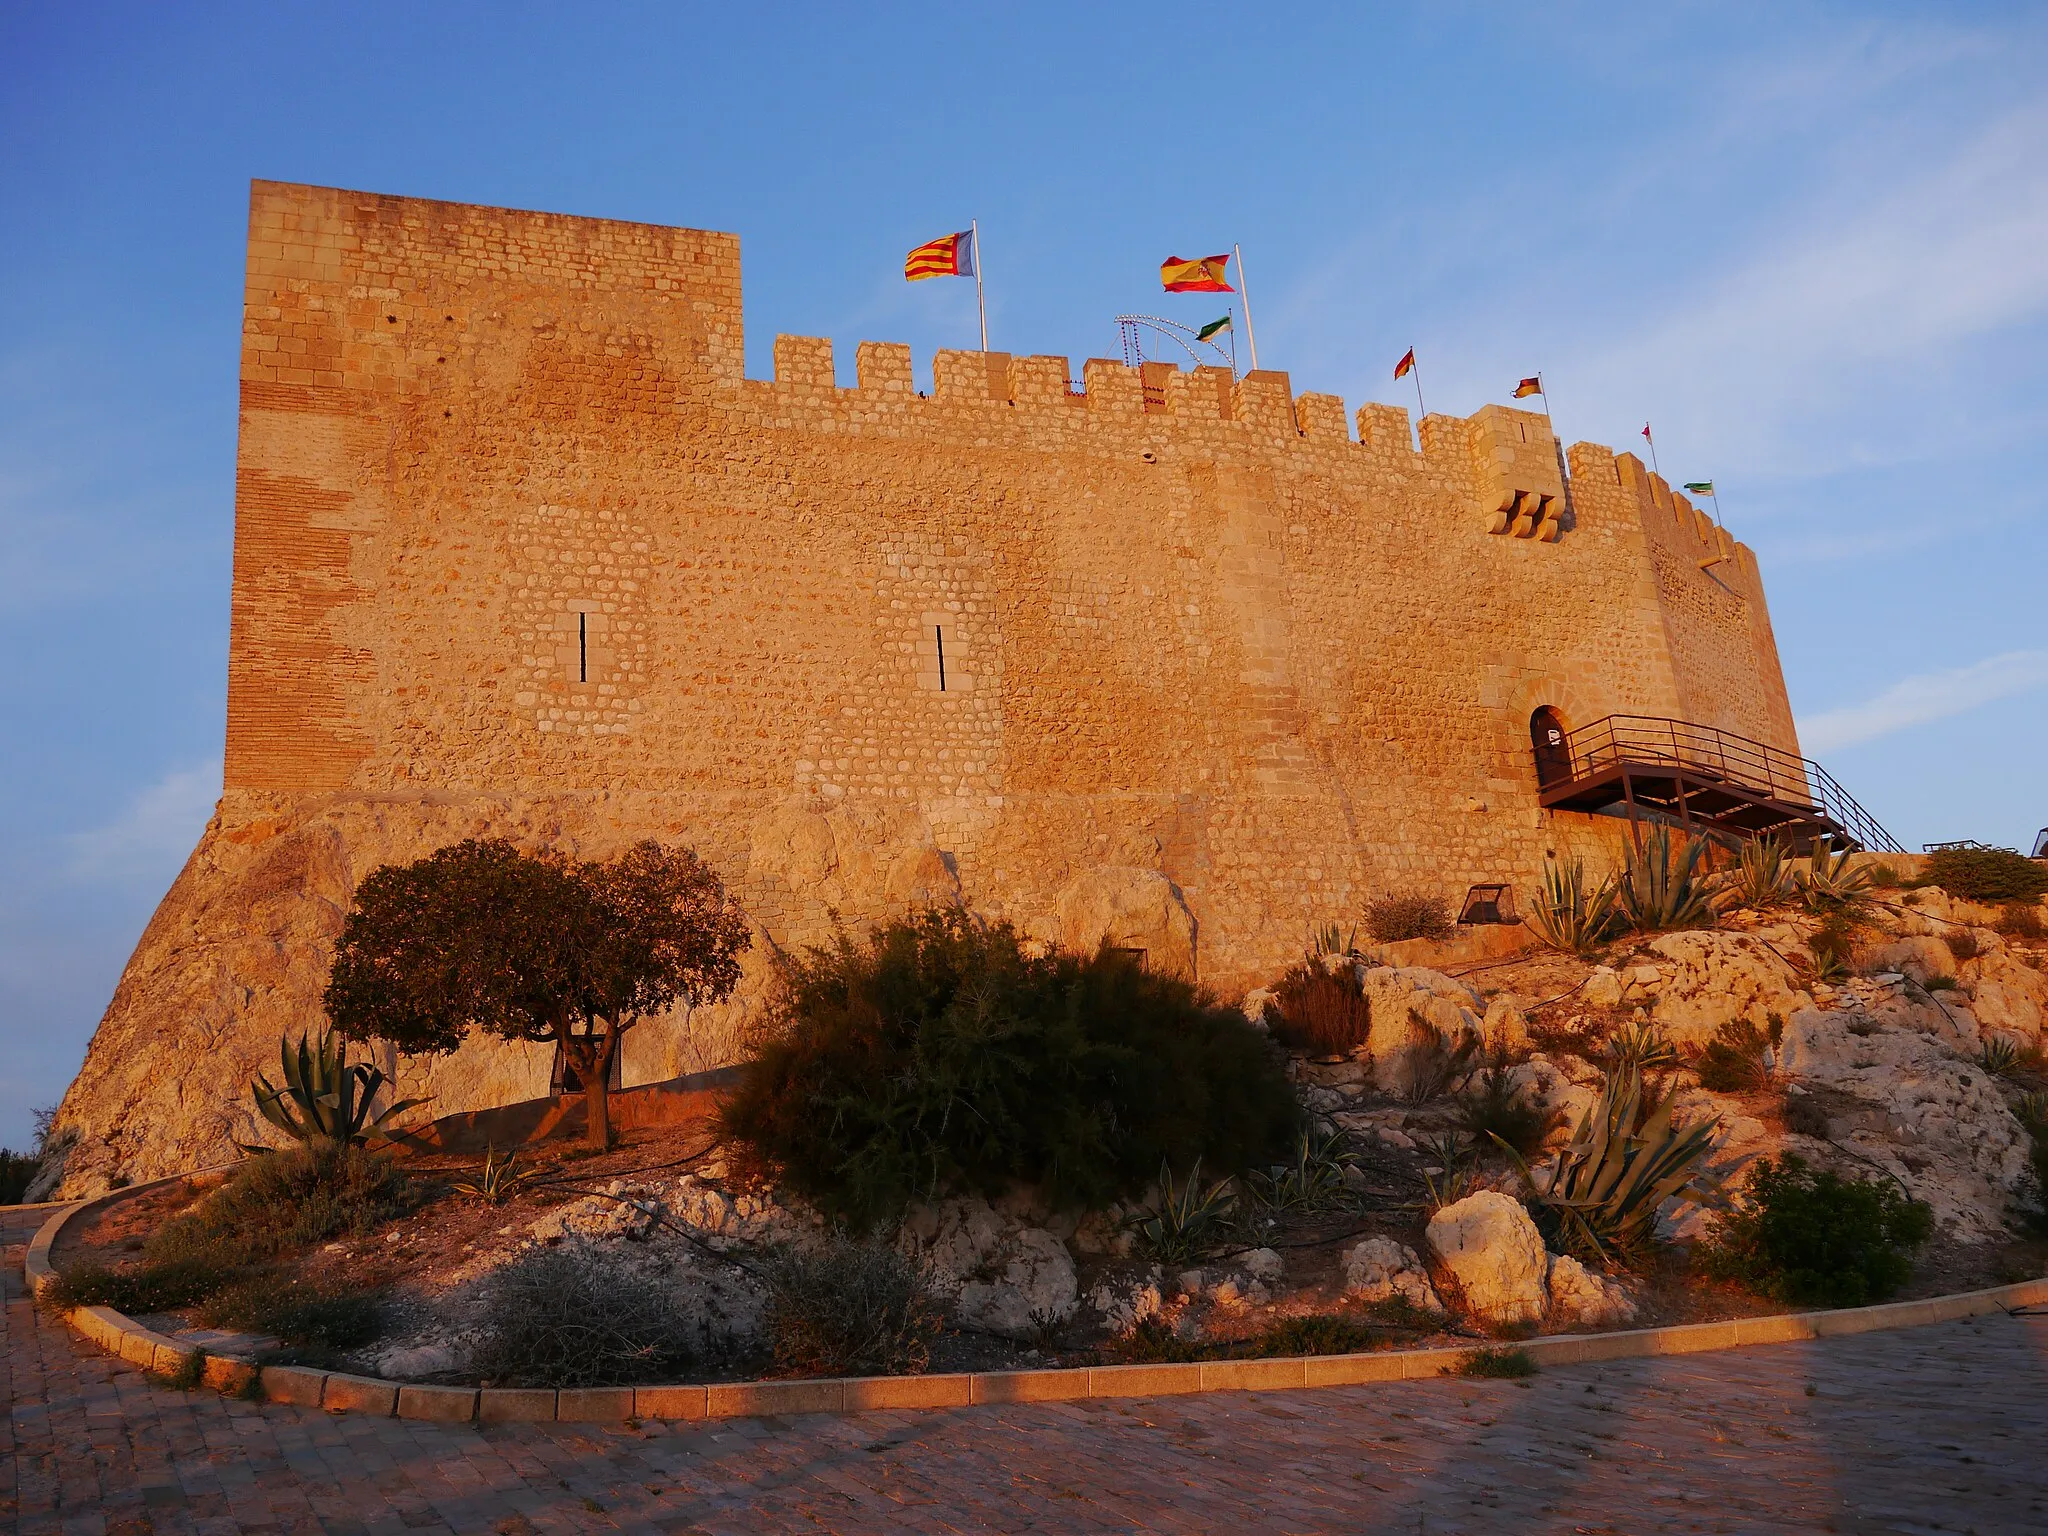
[7,1220,2047,1535]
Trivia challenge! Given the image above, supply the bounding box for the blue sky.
[3,2,2045,1148]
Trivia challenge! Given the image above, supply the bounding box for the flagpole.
[1537,371,1553,423]
[1411,349,1426,420]
[971,220,987,352]
[1643,423,1661,479]
[1232,244,1260,371]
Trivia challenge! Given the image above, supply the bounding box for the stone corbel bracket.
[1469,404,1566,542]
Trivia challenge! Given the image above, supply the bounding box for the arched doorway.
[1531,707,1571,788]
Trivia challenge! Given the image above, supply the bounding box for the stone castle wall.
[47,181,1800,1192]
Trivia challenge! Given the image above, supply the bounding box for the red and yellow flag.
[1514,377,1542,398]
[906,230,975,281]
[1393,347,1416,380]
[1160,254,1233,293]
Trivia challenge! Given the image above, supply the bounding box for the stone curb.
[27,1180,2048,1424]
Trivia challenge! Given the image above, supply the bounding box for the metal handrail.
[1556,714,1904,853]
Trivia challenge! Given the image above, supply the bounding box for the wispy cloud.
[1801,652,2048,754]
[63,759,221,887]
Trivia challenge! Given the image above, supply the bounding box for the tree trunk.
[586,1031,613,1151]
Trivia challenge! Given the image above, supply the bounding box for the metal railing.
[1556,714,1904,853]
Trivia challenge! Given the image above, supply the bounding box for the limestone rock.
[749,805,837,888]
[885,845,961,908]
[1648,931,1813,1045]
[1483,994,1532,1054]
[1582,967,1625,1008]
[1240,1247,1285,1284]
[1055,866,1197,979]
[1777,1007,2031,1239]
[1340,1237,1445,1315]
[528,1182,665,1243]
[1546,1254,1637,1326]
[1860,936,1957,987]
[1362,967,1483,1095]
[1958,950,2048,1041]
[1425,1191,1548,1325]
[1086,1272,1164,1335]
[902,1195,1079,1339]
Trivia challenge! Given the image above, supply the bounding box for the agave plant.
[1617,825,1716,934]
[1526,856,1620,954]
[1798,838,1871,912]
[1603,1019,1682,1075]
[250,1030,430,1150]
[1248,1128,1358,1214]
[1416,1128,1479,1213]
[1310,921,1359,958]
[1127,1159,1237,1264]
[1721,835,1797,910]
[448,1143,546,1205]
[1494,1063,1723,1262]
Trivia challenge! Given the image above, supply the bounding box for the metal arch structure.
[1115,313,1237,375]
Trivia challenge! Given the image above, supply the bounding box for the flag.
[1641,422,1653,442]
[1514,377,1542,398]
[1393,347,1416,380]
[1196,315,1232,343]
[906,229,975,281]
[1683,481,1715,496]
[1160,255,1233,293]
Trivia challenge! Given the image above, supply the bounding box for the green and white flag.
[1683,481,1715,496]
[1196,314,1232,343]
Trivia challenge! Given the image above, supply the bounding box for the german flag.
[1160,254,1233,293]
[1393,347,1416,380]
[1514,377,1542,398]
[906,230,975,281]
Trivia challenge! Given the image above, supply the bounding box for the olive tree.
[324,838,749,1149]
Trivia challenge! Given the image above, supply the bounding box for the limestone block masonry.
[48,182,1801,1192]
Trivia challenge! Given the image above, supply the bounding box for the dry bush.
[1947,928,1982,962]
[1363,892,1455,944]
[1268,958,1371,1056]
[469,1245,709,1388]
[1998,903,2046,941]
[759,1235,943,1377]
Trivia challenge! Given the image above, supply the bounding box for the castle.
[48,181,1813,1192]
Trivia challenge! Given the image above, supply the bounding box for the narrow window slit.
[579,613,588,683]
[935,624,946,692]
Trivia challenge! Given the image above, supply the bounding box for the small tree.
[324,839,749,1149]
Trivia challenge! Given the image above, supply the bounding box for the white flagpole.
[971,219,987,353]
[1232,243,1260,370]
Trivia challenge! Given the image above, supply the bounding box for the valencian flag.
[1197,315,1232,343]
[1393,347,1416,380]
[1160,254,1234,293]
[1514,377,1542,398]
[905,229,976,281]
[1684,481,1715,497]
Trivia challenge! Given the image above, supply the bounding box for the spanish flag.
[1514,377,1542,398]
[1393,347,1416,380]
[1160,254,1233,293]
[906,229,975,281]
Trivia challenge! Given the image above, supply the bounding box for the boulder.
[1648,931,1813,1046]
[1959,950,2048,1041]
[1545,1254,1637,1326]
[902,1195,1079,1339]
[1425,1191,1549,1325]
[1085,1273,1164,1335]
[1362,967,1483,1095]
[1340,1237,1446,1315]
[1483,994,1533,1054]
[1055,866,1197,979]
[1777,1008,2031,1239]
[1860,935,1957,987]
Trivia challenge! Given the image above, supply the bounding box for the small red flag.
[1642,422,1653,442]
[1393,347,1416,380]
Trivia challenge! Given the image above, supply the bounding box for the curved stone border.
[26,1183,2048,1424]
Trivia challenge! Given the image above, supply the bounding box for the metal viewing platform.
[1536,714,1904,853]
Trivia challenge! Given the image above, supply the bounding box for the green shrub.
[43,1255,246,1315]
[1363,892,1454,944]
[721,910,1300,1224]
[759,1235,944,1376]
[1456,1065,1563,1158]
[149,1144,418,1270]
[196,1275,387,1350]
[1697,1154,1933,1306]
[1113,1314,1202,1363]
[1267,957,1370,1056]
[1455,1345,1537,1378]
[0,1147,40,1205]
[1926,847,2048,904]
[1999,902,2047,941]
[469,1245,708,1388]
[1254,1313,1379,1357]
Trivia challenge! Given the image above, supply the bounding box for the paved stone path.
[7,1208,2048,1535]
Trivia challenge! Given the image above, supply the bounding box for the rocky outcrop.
[1054,866,1197,979]
[1647,931,1812,1045]
[1340,1237,1445,1314]
[1361,967,1483,1096]
[1426,1190,1548,1325]
[900,1195,1079,1339]
[1777,1007,2030,1239]
[1959,950,2048,1041]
